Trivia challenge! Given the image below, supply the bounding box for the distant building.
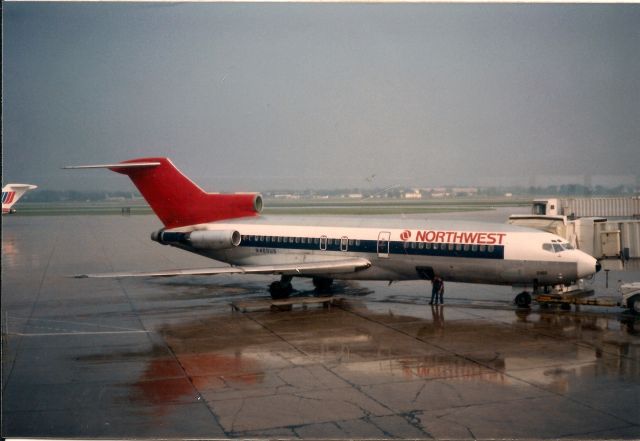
[348,193,363,199]
[274,194,301,200]
[452,187,479,196]
[404,190,422,199]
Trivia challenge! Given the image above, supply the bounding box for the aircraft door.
[377,231,391,258]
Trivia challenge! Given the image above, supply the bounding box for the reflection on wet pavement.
[2,215,639,439]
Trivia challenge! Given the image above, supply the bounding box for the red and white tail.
[2,183,38,214]
[65,157,262,228]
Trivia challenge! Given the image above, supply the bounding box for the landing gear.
[628,295,640,315]
[269,275,293,299]
[514,291,532,308]
[312,277,334,293]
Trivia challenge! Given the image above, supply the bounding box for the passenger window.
[433,244,439,250]
[348,240,354,246]
[411,242,417,249]
[448,244,454,251]
[463,244,469,251]
[403,242,409,249]
[472,245,478,252]
[479,245,486,252]
[488,245,494,252]
[426,243,432,250]
[455,244,462,251]
[314,238,320,244]
[542,243,552,252]
[355,240,361,246]
[418,242,424,249]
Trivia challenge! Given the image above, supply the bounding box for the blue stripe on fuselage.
[239,235,504,259]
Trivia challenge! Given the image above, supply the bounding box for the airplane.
[2,183,38,214]
[65,157,601,307]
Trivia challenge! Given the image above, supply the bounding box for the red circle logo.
[400,230,411,241]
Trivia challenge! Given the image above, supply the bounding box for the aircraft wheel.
[312,277,334,293]
[269,281,293,300]
[628,295,640,315]
[560,303,572,311]
[514,292,532,308]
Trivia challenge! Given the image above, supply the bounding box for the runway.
[2,214,639,439]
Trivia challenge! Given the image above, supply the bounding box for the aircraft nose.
[577,253,599,278]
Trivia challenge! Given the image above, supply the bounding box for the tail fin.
[66,157,262,228]
[2,184,38,214]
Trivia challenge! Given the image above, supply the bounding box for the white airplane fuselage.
[155,216,598,287]
[65,157,600,297]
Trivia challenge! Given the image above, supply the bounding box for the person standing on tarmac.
[430,276,444,305]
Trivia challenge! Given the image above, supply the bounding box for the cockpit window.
[544,242,568,252]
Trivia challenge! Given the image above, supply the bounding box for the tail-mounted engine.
[151,229,241,250]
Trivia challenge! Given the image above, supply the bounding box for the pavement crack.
[411,381,427,403]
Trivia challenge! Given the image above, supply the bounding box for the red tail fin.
[110,157,262,228]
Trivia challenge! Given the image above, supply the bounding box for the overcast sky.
[3,3,639,192]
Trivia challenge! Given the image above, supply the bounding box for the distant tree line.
[20,185,637,203]
[22,190,141,202]
[477,184,637,197]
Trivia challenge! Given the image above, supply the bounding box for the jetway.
[509,215,640,259]
[511,197,640,259]
[532,197,640,218]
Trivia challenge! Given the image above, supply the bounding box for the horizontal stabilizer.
[63,162,161,170]
[72,257,372,279]
[3,184,38,190]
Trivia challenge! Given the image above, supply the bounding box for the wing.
[73,257,371,278]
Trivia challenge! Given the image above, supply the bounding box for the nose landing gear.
[514,291,532,308]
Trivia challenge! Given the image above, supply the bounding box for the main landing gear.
[269,275,293,299]
[268,276,335,300]
[312,277,334,292]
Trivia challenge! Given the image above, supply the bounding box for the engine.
[151,229,241,250]
[188,230,241,249]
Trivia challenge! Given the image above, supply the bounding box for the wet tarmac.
[2,213,639,439]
